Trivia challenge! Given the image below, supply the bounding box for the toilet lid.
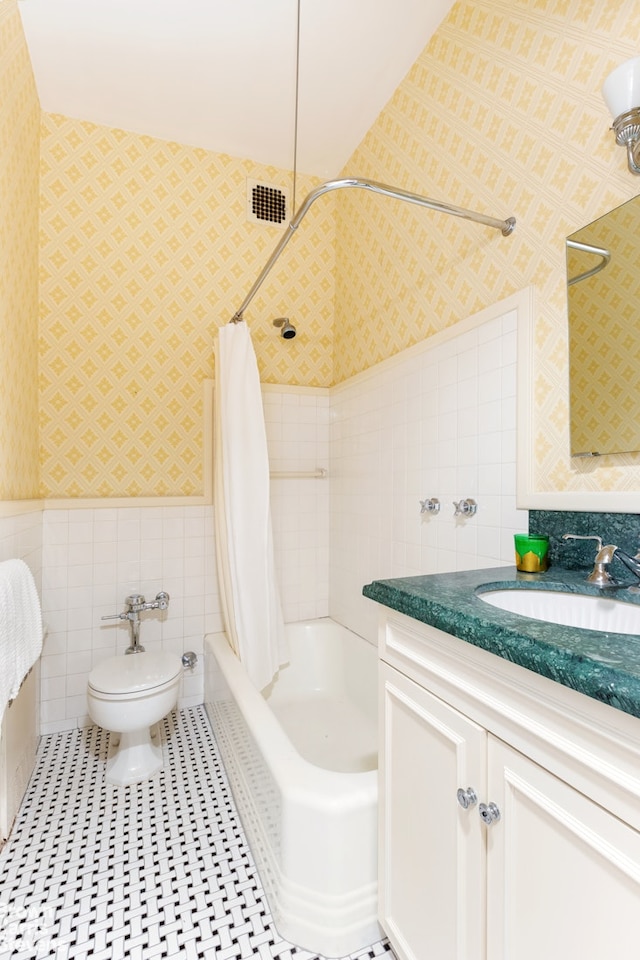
[88,651,182,695]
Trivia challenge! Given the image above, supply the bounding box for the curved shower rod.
[230,177,516,323]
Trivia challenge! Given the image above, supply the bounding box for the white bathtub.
[204,618,380,958]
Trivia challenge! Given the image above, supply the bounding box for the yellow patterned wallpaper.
[30,0,640,500]
[0,0,40,500]
[39,116,335,498]
[334,0,640,495]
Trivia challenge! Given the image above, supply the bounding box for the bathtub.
[204,618,380,958]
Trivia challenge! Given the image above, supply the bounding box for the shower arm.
[230,177,516,323]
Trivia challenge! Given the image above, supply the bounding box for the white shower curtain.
[213,321,287,690]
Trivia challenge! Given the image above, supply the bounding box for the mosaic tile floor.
[0,707,394,960]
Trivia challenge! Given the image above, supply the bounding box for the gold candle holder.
[514,534,549,573]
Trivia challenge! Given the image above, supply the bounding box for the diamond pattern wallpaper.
[0,0,40,500]
[39,115,335,498]
[7,0,640,503]
[334,0,640,496]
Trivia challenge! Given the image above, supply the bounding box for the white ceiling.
[18,0,455,178]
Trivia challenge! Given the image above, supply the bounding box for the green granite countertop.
[363,566,640,719]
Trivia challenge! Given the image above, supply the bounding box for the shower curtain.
[213,322,287,691]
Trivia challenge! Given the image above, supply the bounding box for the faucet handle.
[453,498,477,517]
[155,591,170,611]
[136,590,171,612]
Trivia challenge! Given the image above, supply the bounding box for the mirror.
[566,194,640,457]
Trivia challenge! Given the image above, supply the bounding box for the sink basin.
[477,588,640,636]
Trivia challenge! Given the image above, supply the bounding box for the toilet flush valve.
[101,591,171,654]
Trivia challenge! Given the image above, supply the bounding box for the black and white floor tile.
[0,707,395,960]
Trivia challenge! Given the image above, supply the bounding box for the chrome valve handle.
[453,498,477,517]
[420,498,441,514]
[146,591,170,611]
[479,801,501,826]
[456,787,478,810]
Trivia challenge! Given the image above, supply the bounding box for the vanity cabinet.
[380,663,486,960]
[378,609,640,960]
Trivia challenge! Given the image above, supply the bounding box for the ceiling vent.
[246,179,290,228]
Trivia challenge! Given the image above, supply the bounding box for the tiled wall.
[35,385,330,734]
[330,299,527,642]
[39,505,218,734]
[0,511,42,580]
[263,386,330,624]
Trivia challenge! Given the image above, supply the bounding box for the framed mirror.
[566,194,640,457]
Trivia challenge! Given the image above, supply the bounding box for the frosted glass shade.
[602,55,640,118]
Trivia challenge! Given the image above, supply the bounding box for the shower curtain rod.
[230,177,516,323]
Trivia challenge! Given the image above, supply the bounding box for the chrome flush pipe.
[229,177,516,324]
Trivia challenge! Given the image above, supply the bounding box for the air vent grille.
[246,179,289,227]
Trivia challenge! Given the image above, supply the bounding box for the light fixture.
[602,55,640,174]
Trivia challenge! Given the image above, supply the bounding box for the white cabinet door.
[486,736,640,960]
[379,663,487,960]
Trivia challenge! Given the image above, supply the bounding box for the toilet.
[87,651,182,786]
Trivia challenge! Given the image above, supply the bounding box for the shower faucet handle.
[453,498,477,517]
[420,498,441,514]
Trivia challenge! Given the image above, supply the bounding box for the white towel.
[0,559,43,726]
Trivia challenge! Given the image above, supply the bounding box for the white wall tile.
[329,305,518,643]
[37,504,218,732]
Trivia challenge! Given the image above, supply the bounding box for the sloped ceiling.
[19,0,456,178]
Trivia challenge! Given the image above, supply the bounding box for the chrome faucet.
[561,534,619,586]
[101,591,170,653]
[597,544,640,583]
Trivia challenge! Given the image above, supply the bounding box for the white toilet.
[87,651,182,786]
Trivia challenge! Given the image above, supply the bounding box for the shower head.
[273,317,297,339]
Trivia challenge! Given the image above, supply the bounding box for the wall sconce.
[602,55,640,174]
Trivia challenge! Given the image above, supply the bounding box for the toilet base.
[106,724,162,786]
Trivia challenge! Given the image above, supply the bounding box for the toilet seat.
[88,651,182,698]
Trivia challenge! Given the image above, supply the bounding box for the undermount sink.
[477,587,640,636]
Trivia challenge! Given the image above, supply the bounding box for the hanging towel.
[0,559,43,727]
